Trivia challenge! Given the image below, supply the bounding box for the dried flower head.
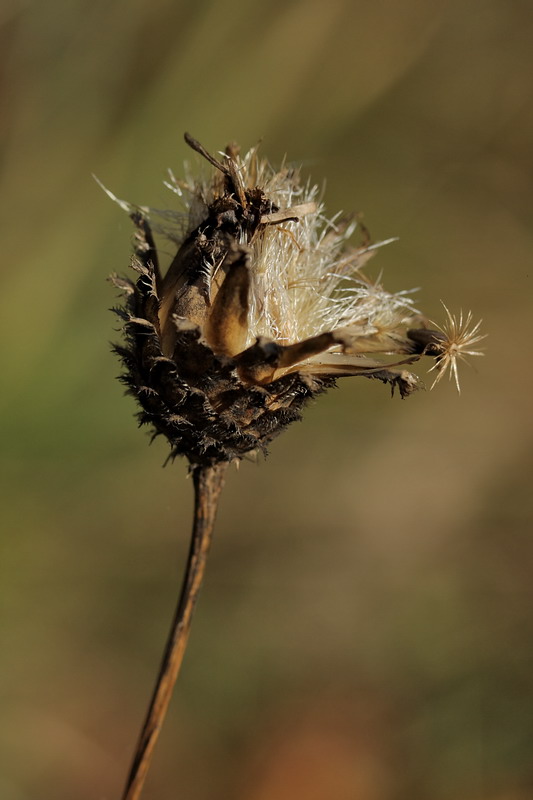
[107,133,482,467]
[106,134,486,800]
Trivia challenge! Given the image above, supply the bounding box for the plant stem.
[120,462,228,800]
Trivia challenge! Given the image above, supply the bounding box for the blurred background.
[1,0,532,798]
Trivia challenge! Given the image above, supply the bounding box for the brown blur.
[1,1,532,798]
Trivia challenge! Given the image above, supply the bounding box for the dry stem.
[120,462,228,800]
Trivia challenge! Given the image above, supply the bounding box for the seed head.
[107,134,482,466]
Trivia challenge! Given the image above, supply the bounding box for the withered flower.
[105,134,483,800]
[109,134,481,469]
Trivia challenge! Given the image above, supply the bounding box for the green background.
[1,1,532,798]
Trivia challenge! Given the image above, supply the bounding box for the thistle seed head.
[108,134,482,466]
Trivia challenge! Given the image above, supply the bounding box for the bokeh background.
[1,1,532,798]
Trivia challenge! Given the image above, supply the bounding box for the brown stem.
[120,462,228,800]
